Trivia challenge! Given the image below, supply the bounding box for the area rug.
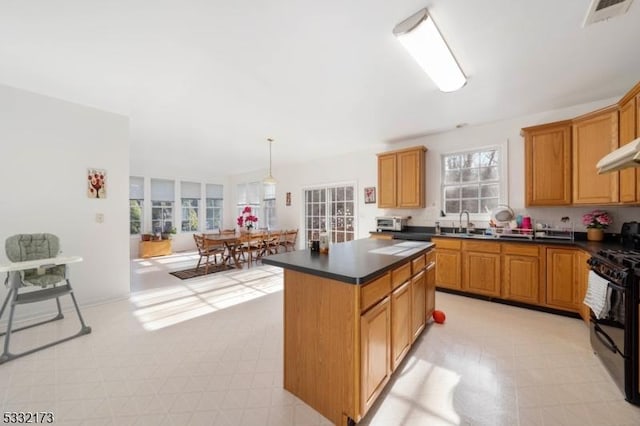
[170,264,234,280]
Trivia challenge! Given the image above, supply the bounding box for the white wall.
[0,84,130,321]
[230,95,640,240]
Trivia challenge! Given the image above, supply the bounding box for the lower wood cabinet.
[546,247,580,311]
[462,241,501,297]
[391,281,412,370]
[502,244,541,304]
[360,296,391,415]
[432,238,590,316]
[433,238,462,289]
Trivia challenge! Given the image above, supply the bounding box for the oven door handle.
[589,268,627,291]
[591,321,620,355]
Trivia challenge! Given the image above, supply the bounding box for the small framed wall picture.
[364,187,376,204]
[87,168,106,199]
[286,192,291,206]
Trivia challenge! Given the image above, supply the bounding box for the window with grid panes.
[304,184,356,245]
[205,184,223,231]
[442,149,500,215]
[151,179,174,233]
[129,176,144,234]
[236,182,262,227]
[263,183,277,229]
[181,181,200,232]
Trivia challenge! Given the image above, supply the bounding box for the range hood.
[597,138,640,174]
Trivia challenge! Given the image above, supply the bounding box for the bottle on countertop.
[435,221,441,235]
[319,230,329,254]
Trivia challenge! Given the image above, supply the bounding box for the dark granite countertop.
[370,228,626,256]
[262,238,434,284]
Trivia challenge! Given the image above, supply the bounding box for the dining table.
[204,231,274,268]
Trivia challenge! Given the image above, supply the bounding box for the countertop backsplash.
[382,205,640,235]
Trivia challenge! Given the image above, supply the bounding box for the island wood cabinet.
[360,251,433,418]
[377,146,426,208]
[502,244,541,305]
[462,241,501,297]
[522,120,572,206]
[425,250,436,318]
[360,295,391,415]
[278,242,434,426]
[572,106,619,205]
[432,238,462,290]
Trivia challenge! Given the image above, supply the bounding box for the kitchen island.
[262,238,435,425]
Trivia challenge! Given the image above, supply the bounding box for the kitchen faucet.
[459,210,470,234]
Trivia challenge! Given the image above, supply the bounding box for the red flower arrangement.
[582,210,612,229]
[237,206,259,231]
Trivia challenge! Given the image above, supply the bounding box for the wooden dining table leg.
[224,242,242,269]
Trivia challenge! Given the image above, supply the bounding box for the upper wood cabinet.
[572,106,619,204]
[522,121,572,206]
[618,80,640,202]
[377,146,426,208]
[619,97,637,202]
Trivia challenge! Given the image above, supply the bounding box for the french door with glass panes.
[304,185,356,246]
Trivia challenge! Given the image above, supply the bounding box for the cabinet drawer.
[462,240,501,253]
[431,238,461,250]
[502,243,539,257]
[361,272,391,312]
[391,262,412,289]
[411,254,426,273]
[426,249,435,265]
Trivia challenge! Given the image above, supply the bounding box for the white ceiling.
[2,0,640,177]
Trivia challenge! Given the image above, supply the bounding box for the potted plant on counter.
[582,210,612,241]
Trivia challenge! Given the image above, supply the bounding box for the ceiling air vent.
[583,0,634,26]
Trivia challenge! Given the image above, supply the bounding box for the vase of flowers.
[237,206,259,232]
[582,210,612,241]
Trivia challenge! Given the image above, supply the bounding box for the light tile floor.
[1,251,639,425]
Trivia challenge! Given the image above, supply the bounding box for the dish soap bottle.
[319,230,329,254]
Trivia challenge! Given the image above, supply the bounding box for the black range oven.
[588,249,640,405]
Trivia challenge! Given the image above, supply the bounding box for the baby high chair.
[0,233,91,364]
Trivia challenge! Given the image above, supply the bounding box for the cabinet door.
[546,247,579,311]
[397,148,425,208]
[463,251,501,297]
[503,255,540,304]
[361,296,391,414]
[411,270,426,342]
[523,121,572,206]
[435,249,461,289]
[425,254,436,319]
[572,108,619,204]
[377,154,396,208]
[619,97,637,203]
[391,281,411,371]
[576,251,591,324]
[637,93,640,201]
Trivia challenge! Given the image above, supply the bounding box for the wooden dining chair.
[262,230,283,256]
[243,232,267,266]
[193,234,225,274]
[281,229,298,252]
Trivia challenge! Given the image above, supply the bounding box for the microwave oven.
[376,216,408,231]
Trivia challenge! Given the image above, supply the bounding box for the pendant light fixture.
[263,138,277,184]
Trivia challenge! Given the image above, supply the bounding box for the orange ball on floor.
[433,310,446,324]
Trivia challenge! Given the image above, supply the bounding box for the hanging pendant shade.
[264,138,277,184]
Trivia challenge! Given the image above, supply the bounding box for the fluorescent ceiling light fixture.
[393,8,466,92]
[263,138,277,184]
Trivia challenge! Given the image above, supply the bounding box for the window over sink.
[442,148,501,215]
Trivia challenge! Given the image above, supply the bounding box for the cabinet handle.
[425,262,435,271]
